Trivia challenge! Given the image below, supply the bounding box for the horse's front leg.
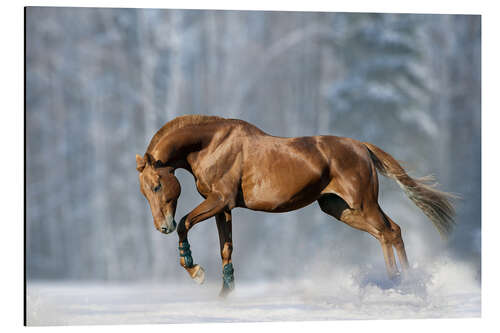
[177,193,227,284]
[215,210,234,297]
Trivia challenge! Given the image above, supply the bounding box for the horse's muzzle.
[160,216,177,234]
[161,220,176,234]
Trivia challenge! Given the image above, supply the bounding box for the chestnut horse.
[136,115,455,296]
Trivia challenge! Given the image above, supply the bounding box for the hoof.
[191,265,205,285]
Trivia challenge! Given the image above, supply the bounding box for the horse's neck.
[152,124,217,169]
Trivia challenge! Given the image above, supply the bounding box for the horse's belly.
[238,135,331,212]
[242,180,324,212]
[241,165,328,213]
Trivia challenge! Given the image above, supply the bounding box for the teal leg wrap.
[179,240,194,268]
[222,263,234,290]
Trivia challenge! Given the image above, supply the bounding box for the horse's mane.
[146,115,225,154]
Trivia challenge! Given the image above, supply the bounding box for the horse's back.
[194,119,377,213]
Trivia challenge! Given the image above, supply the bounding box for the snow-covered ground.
[26,259,480,326]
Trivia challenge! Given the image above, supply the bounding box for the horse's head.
[136,153,181,234]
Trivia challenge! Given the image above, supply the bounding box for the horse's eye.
[153,183,162,193]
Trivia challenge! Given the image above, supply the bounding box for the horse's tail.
[363,142,457,239]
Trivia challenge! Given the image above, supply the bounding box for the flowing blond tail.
[363,142,457,239]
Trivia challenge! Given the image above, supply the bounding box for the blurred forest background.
[26,8,480,283]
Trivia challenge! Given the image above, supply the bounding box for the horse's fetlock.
[179,240,194,268]
[222,263,235,290]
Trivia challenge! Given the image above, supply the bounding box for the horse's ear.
[136,154,146,172]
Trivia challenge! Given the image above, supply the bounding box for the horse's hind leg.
[215,210,234,297]
[317,194,400,279]
[380,211,410,271]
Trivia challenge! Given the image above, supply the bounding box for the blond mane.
[146,115,225,154]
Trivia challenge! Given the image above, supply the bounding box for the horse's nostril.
[161,227,168,233]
